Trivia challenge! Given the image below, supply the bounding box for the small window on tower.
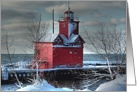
[62,23,65,27]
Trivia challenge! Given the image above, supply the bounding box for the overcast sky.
[1,1,126,54]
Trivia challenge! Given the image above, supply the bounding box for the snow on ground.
[95,74,126,91]
[1,84,19,91]
[2,75,126,91]
[1,83,30,91]
[17,75,126,91]
[16,80,73,91]
[16,79,92,91]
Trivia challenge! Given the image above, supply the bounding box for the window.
[75,51,77,54]
[69,51,72,54]
[65,13,67,17]
[62,23,65,27]
[70,13,74,19]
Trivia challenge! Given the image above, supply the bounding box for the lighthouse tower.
[59,8,79,38]
[32,5,85,69]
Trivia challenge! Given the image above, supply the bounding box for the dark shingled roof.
[64,10,74,14]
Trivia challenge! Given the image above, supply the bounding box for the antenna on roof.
[52,9,54,34]
[68,1,70,11]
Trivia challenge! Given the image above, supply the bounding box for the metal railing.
[59,17,79,21]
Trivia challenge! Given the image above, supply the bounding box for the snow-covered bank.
[2,75,126,91]
[16,80,73,91]
[1,83,30,91]
[95,75,126,91]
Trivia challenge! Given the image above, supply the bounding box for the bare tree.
[5,34,15,64]
[25,13,49,50]
[5,33,23,88]
[109,25,126,72]
[83,22,126,78]
[83,23,115,79]
[25,13,50,67]
[24,13,54,82]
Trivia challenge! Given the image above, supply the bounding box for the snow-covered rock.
[95,75,126,91]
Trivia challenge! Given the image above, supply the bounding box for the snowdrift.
[17,80,73,91]
[95,75,126,91]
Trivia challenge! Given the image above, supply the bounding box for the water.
[1,54,126,65]
[1,54,33,65]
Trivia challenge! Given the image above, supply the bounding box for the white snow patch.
[16,80,73,91]
[69,34,79,43]
[76,88,91,91]
[60,34,69,43]
[53,45,81,47]
[95,75,126,91]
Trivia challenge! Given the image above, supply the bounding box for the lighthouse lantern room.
[31,5,85,69]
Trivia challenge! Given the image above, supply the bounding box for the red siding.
[59,21,69,38]
[34,42,83,69]
[34,42,53,69]
[53,46,83,67]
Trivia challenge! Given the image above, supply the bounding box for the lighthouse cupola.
[64,8,74,21]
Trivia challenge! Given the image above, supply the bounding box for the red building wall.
[34,42,83,69]
[59,21,69,38]
[34,42,53,69]
[53,45,83,67]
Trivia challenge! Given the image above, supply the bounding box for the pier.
[1,65,126,83]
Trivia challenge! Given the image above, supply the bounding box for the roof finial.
[68,1,70,11]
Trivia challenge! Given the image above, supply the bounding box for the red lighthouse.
[31,6,85,69]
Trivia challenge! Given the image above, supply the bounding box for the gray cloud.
[2,9,35,19]
[120,18,126,23]
[80,17,126,27]
[1,1,126,54]
[45,1,126,15]
[80,20,100,27]
[1,1,59,9]
[1,8,36,24]
[109,18,126,24]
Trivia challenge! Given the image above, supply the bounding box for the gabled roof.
[60,34,69,43]
[69,34,79,43]
[37,33,85,44]
[59,34,85,44]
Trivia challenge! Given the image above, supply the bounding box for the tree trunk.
[105,57,113,80]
